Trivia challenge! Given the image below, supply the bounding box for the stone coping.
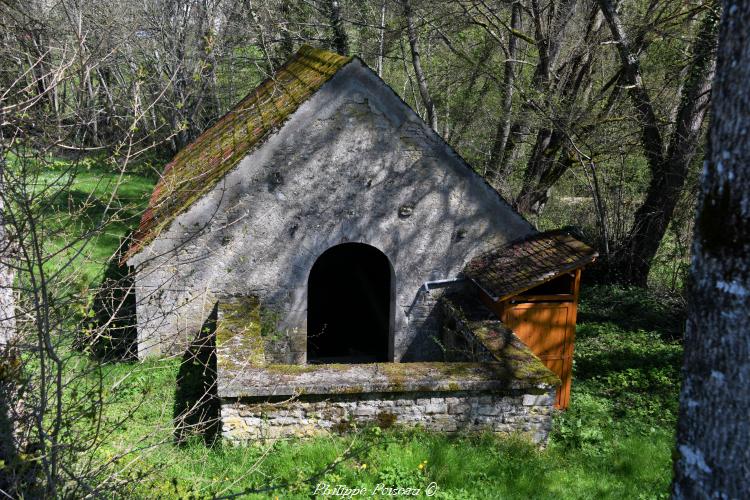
[217,361,559,398]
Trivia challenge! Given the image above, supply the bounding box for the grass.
[11,152,155,289]
[34,159,683,498]
[90,314,679,499]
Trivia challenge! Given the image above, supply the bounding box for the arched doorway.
[307,243,393,363]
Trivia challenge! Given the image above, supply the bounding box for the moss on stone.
[440,297,560,387]
[262,363,353,375]
[125,46,354,261]
[376,411,397,429]
[217,296,265,368]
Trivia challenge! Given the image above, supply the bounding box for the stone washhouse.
[123,46,598,445]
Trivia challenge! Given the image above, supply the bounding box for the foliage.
[1,151,686,497]
[73,284,682,499]
[1,0,714,286]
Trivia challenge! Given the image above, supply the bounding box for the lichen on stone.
[216,296,265,368]
[439,296,560,387]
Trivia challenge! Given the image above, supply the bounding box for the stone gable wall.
[129,60,533,360]
[215,296,306,366]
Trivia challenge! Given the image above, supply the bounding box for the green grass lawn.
[37,159,682,498]
[89,291,680,499]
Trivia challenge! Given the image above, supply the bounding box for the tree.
[486,1,522,181]
[514,0,608,214]
[672,0,750,496]
[402,0,437,131]
[326,0,349,55]
[599,0,719,285]
[0,155,23,495]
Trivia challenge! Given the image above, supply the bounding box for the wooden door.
[502,302,576,408]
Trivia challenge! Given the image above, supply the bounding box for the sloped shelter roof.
[464,230,598,301]
[124,46,353,262]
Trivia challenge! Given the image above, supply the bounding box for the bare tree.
[486,1,522,181]
[672,1,750,495]
[402,0,437,131]
[514,0,607,214]
[599,0,719,285]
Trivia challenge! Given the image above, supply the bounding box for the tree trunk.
[487,1,522,181]
[377,1,386,77]
[402,0,437,131]
[672,2,750,496]
[515,128,568,214]
[278,0,295,60]
[601,1,719,284]
[0,155,21,495]
[514,2,604,214]
[327,0,349,55]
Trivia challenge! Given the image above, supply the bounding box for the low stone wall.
[221,388,556,445]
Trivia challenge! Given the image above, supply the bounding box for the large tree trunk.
[0,156,21,495]
[672,1,750,496]
[487,1,522,180]
[515,128,567,213]
[514,1,601,214]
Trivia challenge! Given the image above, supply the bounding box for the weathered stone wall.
[215,296,306,366]
[128,59,533,359]
[440,294,518,363]
[221,388,556,445]
[400,287,445,361]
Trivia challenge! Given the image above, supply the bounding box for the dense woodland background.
[1,0,746,498]
[1,0,721,288]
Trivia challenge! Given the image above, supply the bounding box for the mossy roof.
[123,45,353,262]
[465,229,598,301]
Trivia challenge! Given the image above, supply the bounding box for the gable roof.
[464,229,598,301]
[123,46,353,262]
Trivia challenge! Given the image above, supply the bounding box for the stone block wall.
[221,388,556,445]
[129,59,534,360]
[440,294,541,367]
[401,281,476,361]
[216,296,306,367]
[399,288,444,361]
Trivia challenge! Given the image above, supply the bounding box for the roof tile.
[465,230,598,301]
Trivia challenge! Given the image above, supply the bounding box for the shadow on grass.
[577,285,686,340]
[573,332,683,381]
[570,320,683,423]
[43,186,145,231]
[173,303,220,446]
[83,237,138,361]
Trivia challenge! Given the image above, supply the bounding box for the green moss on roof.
[124,46,353,261]
[440,297,560,387]
[465,229,598,301]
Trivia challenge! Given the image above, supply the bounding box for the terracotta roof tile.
[123,45,352,263]
[464,229,598,301]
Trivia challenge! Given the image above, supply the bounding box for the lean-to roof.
[464,230,598,301]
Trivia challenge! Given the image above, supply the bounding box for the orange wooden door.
[502,302,575,408]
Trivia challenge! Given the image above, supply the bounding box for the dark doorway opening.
[307,243,392,363]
